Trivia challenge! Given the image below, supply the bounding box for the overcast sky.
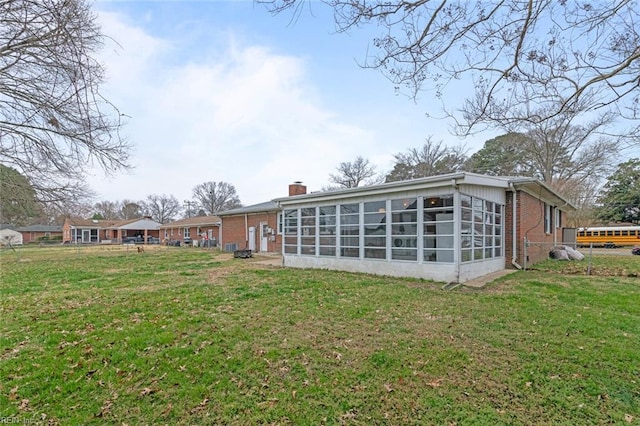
[88,1,636,208]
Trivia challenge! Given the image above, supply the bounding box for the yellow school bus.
[576,226,640,248]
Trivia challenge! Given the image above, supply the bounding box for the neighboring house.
[16,224,63,244]
[158,216,221,246]
[274,173,575,283]
[0,225,23,246]
[62,217,161,244]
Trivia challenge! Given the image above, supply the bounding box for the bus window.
[614,231,621,236]
[622,231,628,236]
[607,231,613,236]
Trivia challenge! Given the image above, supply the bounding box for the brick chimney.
[288,181,307,196]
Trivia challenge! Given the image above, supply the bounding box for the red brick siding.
[160,226,219,244]
[505,190,561,268]
[21,231,63,243]
[221,212,281,253]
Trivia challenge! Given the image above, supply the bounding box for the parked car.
[632,246,640,255]
[122,236,160,244]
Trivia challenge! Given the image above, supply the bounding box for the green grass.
[0,246,638,425]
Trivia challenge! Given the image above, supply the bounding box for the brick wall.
[221,212,281,253]
[505,190,561,268]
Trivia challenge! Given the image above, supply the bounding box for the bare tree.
[143,194,181,224]
[386,137,467,182]
[262,1,640,142]
[0,0,130,205]
[520,109,621,191]
[92,200,120,220]
[327,156,380,189]
[120,200,142,220]
[192,181,242,215]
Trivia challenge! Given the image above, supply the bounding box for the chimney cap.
[293,181,303,184]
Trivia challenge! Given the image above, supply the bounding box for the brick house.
[274,173,574,283]
[217,200,288,253]
[216,183,308,253]
[158,216,221,247]
[16,224,63,243]
[62,217,161,244]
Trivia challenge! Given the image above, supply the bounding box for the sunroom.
[275,173,510,283]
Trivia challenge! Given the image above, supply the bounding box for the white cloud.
[89,10,376,206]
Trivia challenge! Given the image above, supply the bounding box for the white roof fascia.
[275,172,511,206]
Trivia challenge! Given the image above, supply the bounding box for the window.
[184,228,190,239]
[300,207,316,255]
[340,203,360,258]
[364,201,386,259]
[461,195,502,262]
[555,208,561,228]
[423,195,454,263]
[318,206,336,256]
[391,198,417,261]
[277,212,283,234]
[283,209,298,254]
[544,204,552,234]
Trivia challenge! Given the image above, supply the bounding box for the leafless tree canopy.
[0,0,130,204]
[262,0,639,138]
[192,181,242,215]
[328,156,379,188]
[386,137,467,181]
[143,194,181,224]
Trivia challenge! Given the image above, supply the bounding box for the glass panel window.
[461,194,503,263]
[300,207,316,256]
[423,195,454,263]
[318,206,336,257]
[340,203,360,258]
[391,197,417,261]
[364,201,386,259]
[283,209,298,255]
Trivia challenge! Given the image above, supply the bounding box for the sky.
[86,0,637,208]
[86,0,495,207]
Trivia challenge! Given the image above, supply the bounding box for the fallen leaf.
[384,383,393,392]
[427,378,443,388]
[19,399,29,411]
[161,402,173,417]
[140,387,154,396]
[625,414,634,423]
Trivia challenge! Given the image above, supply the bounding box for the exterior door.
[82,229,91,243]
[260,222,269,252]
[248,226,256,251]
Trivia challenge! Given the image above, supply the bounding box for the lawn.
[0,246,638,425]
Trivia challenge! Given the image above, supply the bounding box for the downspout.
[452,179,461,283]
[244,214,248,249]
[510,184,522,270]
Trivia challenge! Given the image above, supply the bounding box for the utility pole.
[184,200,195,218]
